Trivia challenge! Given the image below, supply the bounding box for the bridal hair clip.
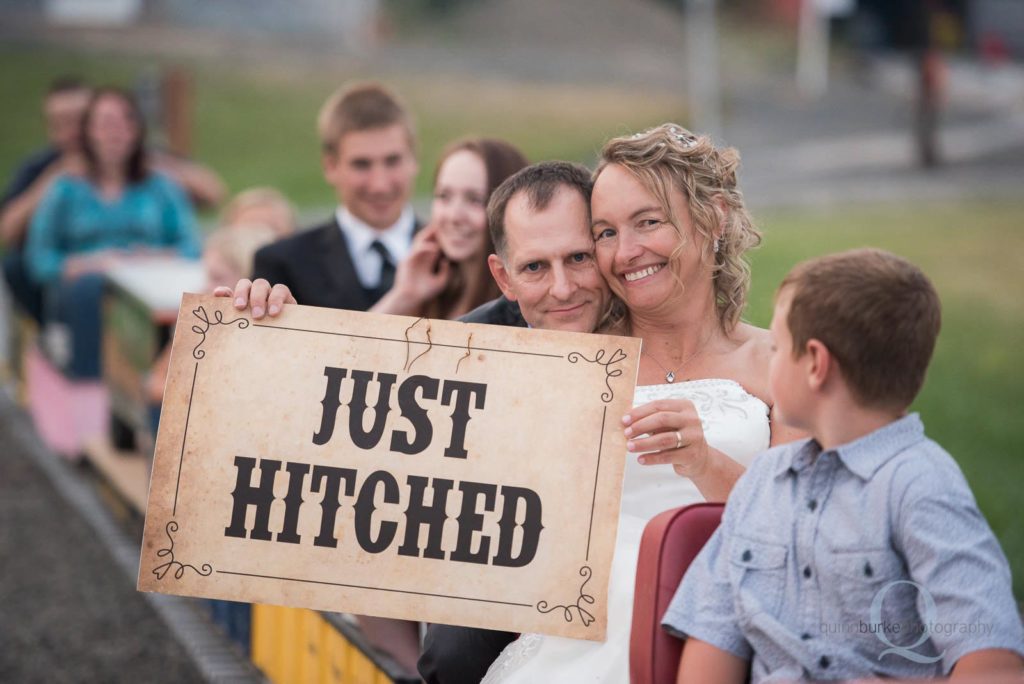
[669,126,698,148]
[631,127,698,149]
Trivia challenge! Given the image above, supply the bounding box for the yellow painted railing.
[252,605,407,684]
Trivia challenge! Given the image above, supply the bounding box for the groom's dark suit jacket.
[416,295,526,684]
[252,215,421,311]
[460,295,526,328]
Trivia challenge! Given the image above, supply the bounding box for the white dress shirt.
[335,205,416,289]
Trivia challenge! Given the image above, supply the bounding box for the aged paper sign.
[138,294,640,641]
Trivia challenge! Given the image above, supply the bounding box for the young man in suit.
[251,81,420,312]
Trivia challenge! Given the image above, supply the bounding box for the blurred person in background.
[2,77,225,323]
[371,137,528,319]
[858,0,951,167]
[202,225,278,294]
[1,76,91,322]
[145,224,276,408]
[251,81,422,313]
[148,149,226,211]
[24,87,201,380]
[220,186,297,238]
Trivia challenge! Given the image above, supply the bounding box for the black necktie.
[369,240,396,297]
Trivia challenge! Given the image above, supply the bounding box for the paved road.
[726,57,1024,210]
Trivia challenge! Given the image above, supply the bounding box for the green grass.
[747,201,1024,599]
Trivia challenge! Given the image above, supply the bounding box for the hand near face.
[392,223,451,306]
[213,278,296,319]
[623,398,710,479]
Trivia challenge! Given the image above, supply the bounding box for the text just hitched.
[223,365,546,567]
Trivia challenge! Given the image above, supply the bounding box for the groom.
[220,160,610,682]
[420,161,609,681]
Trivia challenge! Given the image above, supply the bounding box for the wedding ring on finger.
[674,430,684,449]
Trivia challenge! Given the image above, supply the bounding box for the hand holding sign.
[212,278,295,319]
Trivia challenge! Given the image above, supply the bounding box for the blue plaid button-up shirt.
[662,414,1024,682]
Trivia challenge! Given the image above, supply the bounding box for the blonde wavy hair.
[595,123,761,333]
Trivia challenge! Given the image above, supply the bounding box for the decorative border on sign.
[191,306,249,360]
[252,321,563,359]
[584,406,607,563]
[165,313,622,631]
[215,569,533,608]
[536,566,596,626]
[567,348,627,403]
[152,521,213,580]
[172,362,199,516]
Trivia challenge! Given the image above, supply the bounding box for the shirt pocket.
[832,549,911,628]
[729,536,788,618]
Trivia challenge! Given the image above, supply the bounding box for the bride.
[481,124,802,682]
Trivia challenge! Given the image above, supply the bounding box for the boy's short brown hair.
[778,248,941,410]
[316,81,414,155]
[486,161,593,259]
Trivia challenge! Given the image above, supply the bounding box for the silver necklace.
[642,330,714,383]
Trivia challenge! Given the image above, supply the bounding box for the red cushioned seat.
[630,503,725,684]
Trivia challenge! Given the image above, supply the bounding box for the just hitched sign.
[138,294,639,640]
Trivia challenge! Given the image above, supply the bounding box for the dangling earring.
[713,238,720,254]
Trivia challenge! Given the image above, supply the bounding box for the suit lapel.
[317,218,370,311]
[318,211,423,312]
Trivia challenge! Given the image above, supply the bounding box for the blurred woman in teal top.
[26,87,200,284]
[25,87,201,379]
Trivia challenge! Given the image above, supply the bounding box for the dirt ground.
[0,395,205,684]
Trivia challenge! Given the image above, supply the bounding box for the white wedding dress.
[482,379,771,683]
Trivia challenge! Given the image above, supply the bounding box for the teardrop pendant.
[666,371,676,383]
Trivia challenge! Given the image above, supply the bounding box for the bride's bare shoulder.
[731,322,772,360]
[726,322,773,403]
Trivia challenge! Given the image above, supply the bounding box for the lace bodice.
[623,379,771,521]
